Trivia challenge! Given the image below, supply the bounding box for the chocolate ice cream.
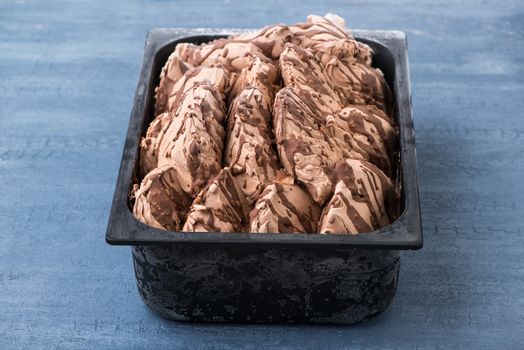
[323,58,393,115]
[231,25,293,60]
[157,65,230,114]
[157,82,226,197]
[318,158,393,234]
[134,14,398,235]
[183,168,251,232]
[250,172,321,233]
[154,51,194,115]
[229,56,280,104]
[273,87,338,204]
[174,39,272,74]
[133,164,193,231]
[280,43,342,116]
[139,111,174,177]
[325,105,395,176]
[224,87,280,203]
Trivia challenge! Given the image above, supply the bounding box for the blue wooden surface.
[1,0,523,349]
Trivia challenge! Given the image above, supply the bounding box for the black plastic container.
[106,29,422,324]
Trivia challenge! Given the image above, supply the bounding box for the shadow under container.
[106,29,423,324]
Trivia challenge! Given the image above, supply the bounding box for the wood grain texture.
[0,0,523,349]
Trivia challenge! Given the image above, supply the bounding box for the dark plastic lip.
[106,28,422,250]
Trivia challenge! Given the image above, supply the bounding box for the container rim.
[106,28,423,250]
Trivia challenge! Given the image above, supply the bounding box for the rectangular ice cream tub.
[106,28,422,324]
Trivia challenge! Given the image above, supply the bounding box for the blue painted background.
[1,0,523,349]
